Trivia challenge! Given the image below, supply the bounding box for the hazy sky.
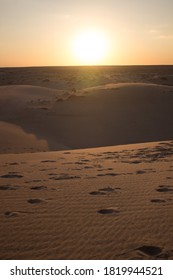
[0,0,173,66]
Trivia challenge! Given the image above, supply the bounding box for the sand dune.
[0,121,48,153]
[0,141,173,259]
[0,66,173,260]
[0,83,173,153]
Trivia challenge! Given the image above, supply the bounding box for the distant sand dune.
[0,83,173,153]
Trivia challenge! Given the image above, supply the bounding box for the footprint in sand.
[131,160,142,164]
[27,198,43,204]
[30,186,47,190]
[1,174,23,178]
[99,187,115,192]
[84,166,93,169]
[4,211,19,217]
[151,199,166,203]
[136,245,162,256]
[98,208,119,215]
[50,174,81,180]
[97,173,118,177]
[75,161,86,165]
[89,191,106,195]
[90,186,120,196]
[136,170,146,174]
[156,185,173,193]
[0,185,18,190]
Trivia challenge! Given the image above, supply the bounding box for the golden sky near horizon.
[0,0,173,66]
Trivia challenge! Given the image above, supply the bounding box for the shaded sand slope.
[0,141,173,259]
[0,83,173,153]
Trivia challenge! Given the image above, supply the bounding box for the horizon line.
[1,64,173,69]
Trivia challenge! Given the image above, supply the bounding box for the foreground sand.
[0,66,173,260]
[0,141,173,259]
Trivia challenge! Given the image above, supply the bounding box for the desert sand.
[0,66,173,259]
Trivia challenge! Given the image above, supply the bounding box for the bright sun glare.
[73,30,108,65]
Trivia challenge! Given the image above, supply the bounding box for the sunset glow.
[73,30,108,65]
[0,0,173,66]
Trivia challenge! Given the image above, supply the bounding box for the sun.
[73,29,108,65]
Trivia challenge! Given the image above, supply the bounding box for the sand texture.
[0,142,173,259]
[0,66,173,259]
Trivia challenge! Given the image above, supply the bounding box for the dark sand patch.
[98,208,119,215]
[27,198,43,204]
[137,245,162,256]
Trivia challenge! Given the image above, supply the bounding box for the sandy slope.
[0,66,173,260]
[0,83,173,153]
[0,141,173,259]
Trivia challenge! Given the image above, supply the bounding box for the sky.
[0,0,173,66]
